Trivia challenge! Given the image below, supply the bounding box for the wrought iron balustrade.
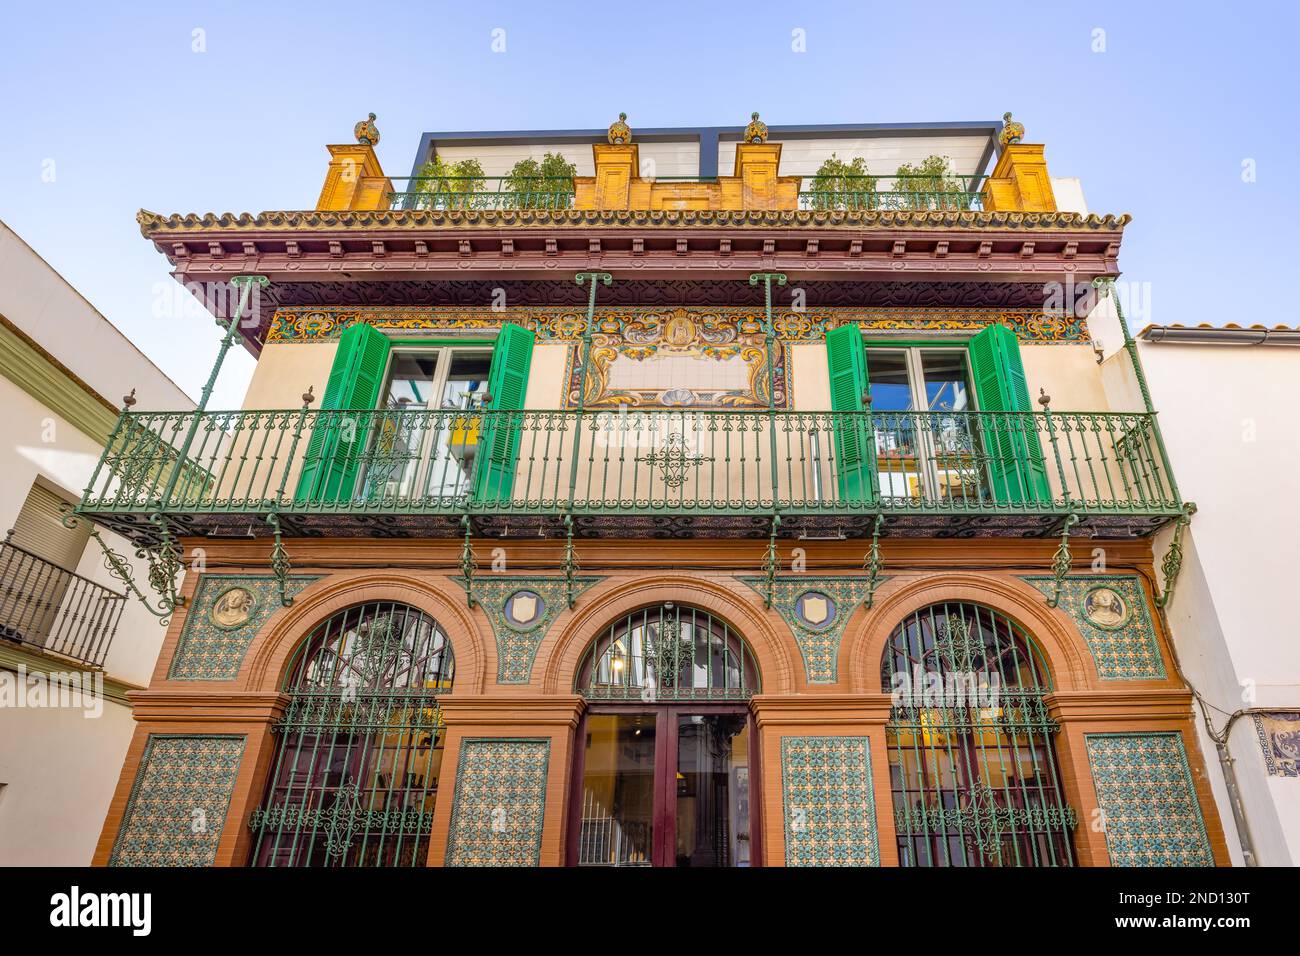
[388,176,576,211]
[77,406,1181,541]
[385,173,984,212]
[798,174,985,212]
[0,538,126,667]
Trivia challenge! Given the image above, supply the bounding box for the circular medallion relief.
[210,586,256,629]
[794,591,836,629]
[505,590,544,629]
[1083,586,1129,630]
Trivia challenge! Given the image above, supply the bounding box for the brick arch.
[842,573,1096,695]
[238,571,490,695]
[538,574,798,696]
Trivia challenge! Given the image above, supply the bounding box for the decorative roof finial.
[607,112,631,144]
[1000,111,1024,147]
[744,112,769,144]
[354,112,380,146]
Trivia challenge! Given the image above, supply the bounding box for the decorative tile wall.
[1022,574,1165,680]
[467,576,602,684]
[169,574,319,680]
[1252,711,1300,777]
[109,734,246,867]
[780,736,879,866]
[742,576,885,683]
[1085,732,1214,866]
[445,738,551,866]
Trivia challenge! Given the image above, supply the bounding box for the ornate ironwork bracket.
[1045,513,1080,608]
[563,515,580,609]
[1157,503,1196,609]
[761,513,782,609]
[266,513,294,608]
[460,515,478,608]
[863,514,885,608]
[60,505,175,622]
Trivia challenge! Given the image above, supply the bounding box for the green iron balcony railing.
[388,176,577,211]
[77,406,1182,542]
[798,174,985,212]
[385,174,985,212]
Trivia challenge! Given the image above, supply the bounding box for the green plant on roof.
[806,153,877,210]
[890,155,971,210]
[505,152,577,209]
[412,155,487,209]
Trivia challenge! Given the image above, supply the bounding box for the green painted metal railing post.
[159,275,269,511]
[568,272,613,514]
[749,272,787,510]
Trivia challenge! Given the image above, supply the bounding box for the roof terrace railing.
[385,174,987,212]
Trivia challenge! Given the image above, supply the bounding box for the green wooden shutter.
[295,323,391,503]
[473,323,535,504]
[967,324,1049,503]
[825,324,875,504]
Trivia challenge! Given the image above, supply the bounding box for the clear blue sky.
[2,0,1296,409]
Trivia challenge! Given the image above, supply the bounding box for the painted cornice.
[138,207,1130,236]
[0,643,144,706]
[0,312,119,444]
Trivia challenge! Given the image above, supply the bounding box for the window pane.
[864,350,913,411]
[441,352,492,410]
[918,351,972,412]
[578,714,656,866]
[383,354,438,409]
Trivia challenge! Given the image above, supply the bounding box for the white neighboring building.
[1095,306,1300,866]
[0,218,195,865]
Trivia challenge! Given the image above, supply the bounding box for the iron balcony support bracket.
[460,515,478,608]
[60,505,175,622]
[761,512,782,609]
[266,514,294,608]
[145,513,185,612]
[1157,503,1197,608]
[1046,513,1080,608]
[864,513,885,609]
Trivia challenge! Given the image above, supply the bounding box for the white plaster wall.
[1050,177,1088,215]
[719,134,991,179]
[1100,333,1300,865]
[242,341,339,410]
[434,140,701,179]
[0,698,135,865]
[0,217,194,868]
[0,219,192,411]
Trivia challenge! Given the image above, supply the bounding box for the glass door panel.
[866,349,919,500]
[674,714,751,867]
[364,354,438,501]
[918,350,981,502]
[577,713,657,866]
[427,351,492,499]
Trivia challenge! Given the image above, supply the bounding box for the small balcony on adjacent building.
[0,535,126,668]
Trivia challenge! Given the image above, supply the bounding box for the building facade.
[0,218,194,865]
[83,114,1232,867]
[1094,319,1300,866]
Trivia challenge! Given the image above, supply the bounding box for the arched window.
[881,602,1077,867]
[577,603,758,701]
[249,601,454,866]
[570,604,760,867]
